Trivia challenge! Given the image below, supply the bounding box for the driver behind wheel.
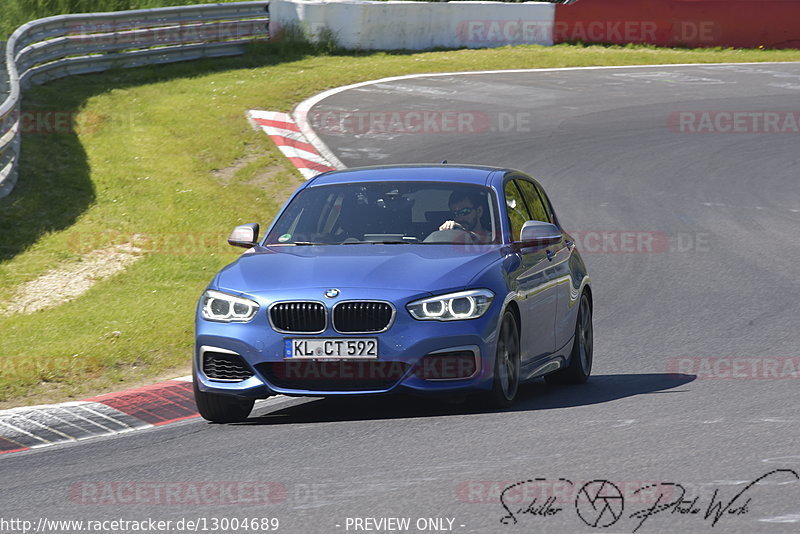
[439,191,491,243]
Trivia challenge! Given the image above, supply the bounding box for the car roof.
[307,164,508,186]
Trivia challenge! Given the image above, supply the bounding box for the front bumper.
[194,288,500,398]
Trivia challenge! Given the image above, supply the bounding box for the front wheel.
[193,378,255,423]
[486,310,520,408]
[545,292,593,385]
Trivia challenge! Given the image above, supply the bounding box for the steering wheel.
[424,228,480,244]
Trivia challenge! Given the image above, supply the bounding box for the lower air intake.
[258,361,410,391]
[202,351,253,382]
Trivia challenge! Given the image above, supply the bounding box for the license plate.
[285,338,378,359]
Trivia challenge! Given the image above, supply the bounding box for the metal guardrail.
[0,2,270,198]
[0,42,7,97]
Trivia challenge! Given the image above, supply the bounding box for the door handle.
[546,249,555,261]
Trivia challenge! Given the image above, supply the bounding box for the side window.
[515,179,550,223]
[504,180,530,241]
[534,183,556,224]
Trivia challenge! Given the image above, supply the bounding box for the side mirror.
[228,223,260,248]
[517,220,561,248]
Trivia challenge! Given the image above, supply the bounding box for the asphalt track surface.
[2,63,800,534]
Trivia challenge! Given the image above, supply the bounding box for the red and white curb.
[0,377,198,455]
[247,110,343,179]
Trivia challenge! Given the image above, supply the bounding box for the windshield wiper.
[340,240,415,245]
[266,242,326,246]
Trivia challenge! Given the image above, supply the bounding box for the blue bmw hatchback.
[194,165,592,422]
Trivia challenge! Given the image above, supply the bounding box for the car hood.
[215,244,504,294]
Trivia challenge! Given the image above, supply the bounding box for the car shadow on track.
[241,373,696,425]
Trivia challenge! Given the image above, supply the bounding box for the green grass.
[1,42,799,406]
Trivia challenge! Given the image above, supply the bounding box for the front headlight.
[201,290,259,323]
[407,289,494,321]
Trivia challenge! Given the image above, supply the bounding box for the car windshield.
[265,181,501,245]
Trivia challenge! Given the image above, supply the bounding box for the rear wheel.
[487,311,520,408]
[545,292,592,385]
[193,378,255,423]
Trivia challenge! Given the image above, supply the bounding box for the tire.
[193,378,255,423]
[545,292,593,385]
[487,310,521,408]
